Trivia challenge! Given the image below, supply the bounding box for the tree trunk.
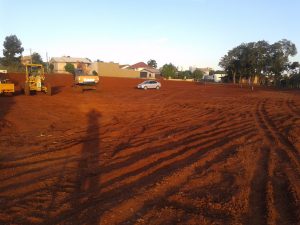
[233,71,236,84]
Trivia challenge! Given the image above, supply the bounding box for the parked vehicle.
[137,80,161,90]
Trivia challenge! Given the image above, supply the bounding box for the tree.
[31,52,44,64]
[209,70,215,75]
[192,69,204,80]
[2,35,24,66]
[147,59,157,68]
[268,39,297,86]
[219,39,297,86]
[64,63,75,75]
[177,70,191,79]
[161,63,177,78]
[219,51,241,84]
[49,63,54,73]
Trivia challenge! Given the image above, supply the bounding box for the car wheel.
[144,86,148,90]
[156,86,160,90]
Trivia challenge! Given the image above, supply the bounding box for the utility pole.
[29,48,32,64]
[46,52,49,73]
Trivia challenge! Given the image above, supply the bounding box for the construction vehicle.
[73,62,99,92]
[24,64,52,96]
[0,78,15,95]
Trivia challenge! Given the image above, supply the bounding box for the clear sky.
[0,0,299,69]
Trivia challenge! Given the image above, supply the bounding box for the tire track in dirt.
[253,99,300,224]
[247,146,270,225]
[286,99,300,117]
[0,114,254,224]
[99,120,253,175]
[99,126,254,192]
[248,101,272,225]
[41,127,255,225]
[259,99,300,166]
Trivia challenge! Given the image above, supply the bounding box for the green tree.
[161,63,177,78]
[177,70,191,79]
[64,63,75,75]
[49,63,54,73]
[219,51,241,84]
[269,39,297,86]
[147,59,157,68]
[209,70,215,75]
[219,39,297,86]
[2,35,24,66]
[31,52,44,64]
[192,69,204,80]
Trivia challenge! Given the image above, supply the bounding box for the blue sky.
[0,0,299,69]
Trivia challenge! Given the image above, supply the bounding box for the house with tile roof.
[130,62,153,71]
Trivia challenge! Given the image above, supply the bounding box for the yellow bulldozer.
[24,64,52,96]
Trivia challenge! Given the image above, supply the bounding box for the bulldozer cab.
[25,64,45,80]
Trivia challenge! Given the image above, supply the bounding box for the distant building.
[189,66,213,75]
[21,56,32,65]
[119,64,131,69]
[213,71,227,82]
[130,62,153,71]
[203,71,227,82]
[49,56,92,74]
[93,62,140,78]
[140,68,160,79]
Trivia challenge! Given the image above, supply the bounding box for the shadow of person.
[70,109,102,225]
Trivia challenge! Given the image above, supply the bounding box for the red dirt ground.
[0,74,299,225]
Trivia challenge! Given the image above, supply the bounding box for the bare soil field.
[0,74,299,225]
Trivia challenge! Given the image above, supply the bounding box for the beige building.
[140,68,161,79]
[21,56,32,65]
[189,66,213,75]
[93,62,140,78]
[49,56,92,74]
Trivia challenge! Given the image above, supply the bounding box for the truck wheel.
[24,83,30,96]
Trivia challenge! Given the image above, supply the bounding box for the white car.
[137,80,161,90]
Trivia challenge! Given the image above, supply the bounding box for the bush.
[64,63,75,75]
[192,69,204,80]
[49,63,54,73]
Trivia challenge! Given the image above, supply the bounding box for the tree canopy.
[219,39,297,85]
[147,59,157,68]
[64,63,75,75]
[2,35,24,66]
[192,69,204,80]
[31,52,44,64]
[161,63,177,78]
